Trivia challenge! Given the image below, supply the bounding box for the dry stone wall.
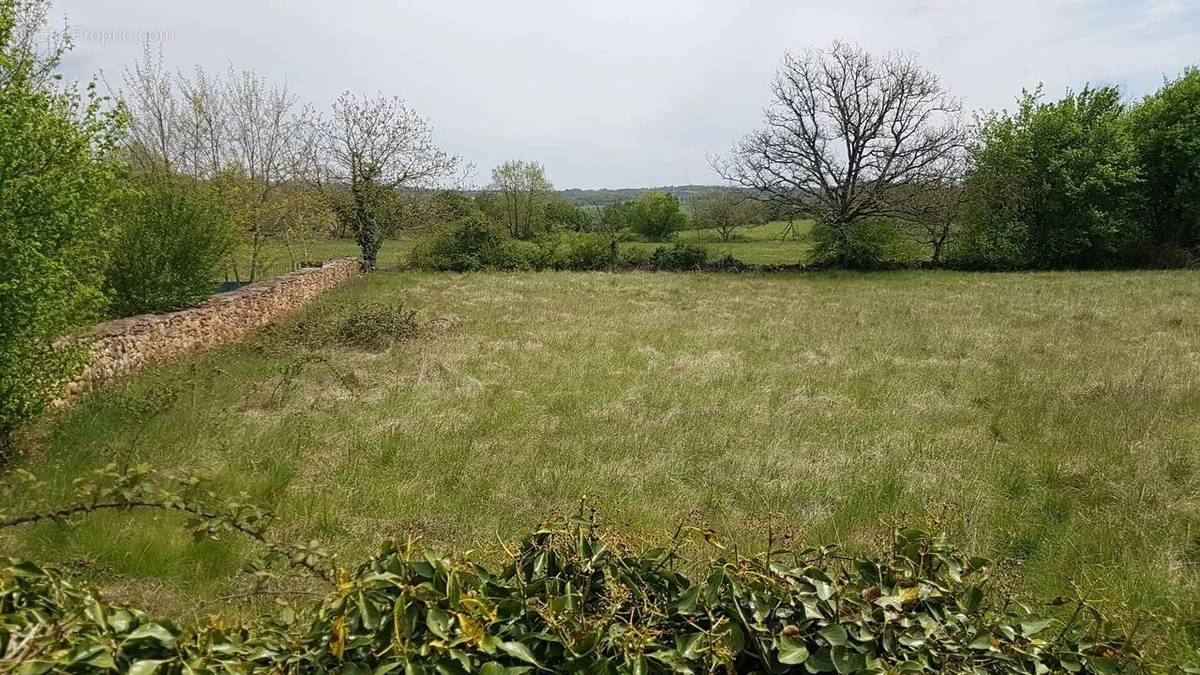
[59,258,362,402]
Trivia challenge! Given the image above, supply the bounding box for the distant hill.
[559,185,729,211]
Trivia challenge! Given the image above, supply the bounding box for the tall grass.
[4,269,1198,657]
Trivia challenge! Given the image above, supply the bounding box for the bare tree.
[221,67,307,279]
[321,92,459,269]
[122,58,340,280]
[122,46,184,173]
[693,188,768,241]
[489,160,553,239]
[175,66,226,179]
[712,42,965,264]
[223,67,297,186]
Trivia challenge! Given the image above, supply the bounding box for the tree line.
[715,41,1200,269]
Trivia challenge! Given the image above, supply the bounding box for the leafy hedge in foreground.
[0,517,1155,673]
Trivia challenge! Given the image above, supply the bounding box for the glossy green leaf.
[778,636,810,665]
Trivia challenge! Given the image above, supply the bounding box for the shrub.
[0,1,125,444]
[628,191,687,241]
[407,216,613,272]
[617,245,653,268]
[810,219,924,269]
[495,238,544,271]
[943,217,1034,270]
[104,176,237,317]
[541,198,594,233]
[649,243,709,270]
[266,300,422,351]
[707,252,751,272]
[966,86,1142,268]
[540,231,612,270]
[409,214,514,271]
[334,301,422,349]
[0,511,1151,673]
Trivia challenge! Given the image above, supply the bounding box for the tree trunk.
[351,179,382,271]
[930,240,944,267]
[831,221,855,266]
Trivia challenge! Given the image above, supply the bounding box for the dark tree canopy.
[1130,67,1200,250]
[965,86,1141,269]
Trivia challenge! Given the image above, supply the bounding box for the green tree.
[1129,67,1200,252]
[628,191,686,241]
[0,0,125,443]
[600,200,634,232]
[541,197,593,232]
[965,86,1142,268]
[488,160,553,239]
[105,176,236,317]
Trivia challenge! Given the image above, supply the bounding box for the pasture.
[648,219,816,265]
[5,268,1199,656]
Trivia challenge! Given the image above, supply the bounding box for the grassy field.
[5,269,1199,657]
[656,219,815,265]
[224,220,815,281]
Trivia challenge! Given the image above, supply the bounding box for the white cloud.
[52,0,1199,187]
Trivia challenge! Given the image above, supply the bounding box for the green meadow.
[6,267,1199,656]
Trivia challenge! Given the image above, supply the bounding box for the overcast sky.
[52,0,1199,189]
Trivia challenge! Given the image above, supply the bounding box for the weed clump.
[333,301,422,350]
[261,300,423,352]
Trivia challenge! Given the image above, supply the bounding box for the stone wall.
[59,258,362,402]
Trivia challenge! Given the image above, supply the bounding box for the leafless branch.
[711,42,966,252]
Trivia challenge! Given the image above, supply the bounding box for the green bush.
[1129,67,1200,251]
[966,86,1142,268]
[628,191,687,241]
[0,1,125,444]
[944,217,1034,270]
[409,214,516,271]
[412,220,620,272]
[810,219,925,269]
[495,238,545,271]
[649,243,709,270]
[540,231,612,270]
[104,177,236,317]
[0,515,1150,673]
[541,198,594,233]
[617,245,653,268]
